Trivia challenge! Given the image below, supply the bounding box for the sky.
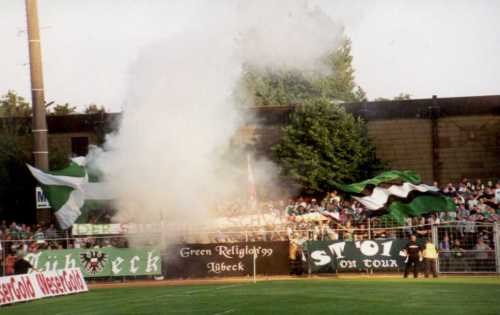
[1,0,500,111]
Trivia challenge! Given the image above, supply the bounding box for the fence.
[0,222,498,277]
[435,222,498,273]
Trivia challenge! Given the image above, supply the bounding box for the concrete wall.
[48,132,97,155]
[16,131,98,160]
[365,116,500,184]
[366,119,434,182]
[437,115,500,183]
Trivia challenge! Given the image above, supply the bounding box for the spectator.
[45,224,58,239]
[439,234,451,271]
[13,251,36,275]
[451,239,469,271]
[473,238,492,271]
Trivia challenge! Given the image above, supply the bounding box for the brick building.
[1,112,119,161]
[6,95,500,185]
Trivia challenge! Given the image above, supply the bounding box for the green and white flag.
[27,158,112,229]
[335,170,456,224]
[333,170,421,194]
[352,182,439,210]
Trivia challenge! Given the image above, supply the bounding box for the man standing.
[404,234,422,278]
[423,239,438,278]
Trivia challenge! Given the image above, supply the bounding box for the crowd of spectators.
[204,178,500,247]
[1,178,499,269]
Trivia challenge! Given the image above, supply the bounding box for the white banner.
[0,268,88,306]
[72,223,162,236]
[35,186,50,209]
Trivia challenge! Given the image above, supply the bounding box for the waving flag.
[335,170,455,224]
[333,170,420,194]
[352,182,439,210]
[27,158,113,229]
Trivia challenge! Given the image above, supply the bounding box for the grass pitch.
[5,277,500,315]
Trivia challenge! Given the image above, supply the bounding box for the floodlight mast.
[26,0,49,171]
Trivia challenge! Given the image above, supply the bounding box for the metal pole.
[368,217,371,240]
[494,222,500,274]
[429,95,441,184]
[2,241,5,276]
[431,224,439,273]
[252,251,257,283]
[26,0,49,171]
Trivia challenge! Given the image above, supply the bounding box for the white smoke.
[90,1,343,229]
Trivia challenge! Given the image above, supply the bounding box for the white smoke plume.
[90,1,343,231]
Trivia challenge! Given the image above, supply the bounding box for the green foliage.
[314,38,360,102]
[239,38,365,107]
[0,90,32,117]
[374,93,411,101]
[393,93,411,100]
[0,91,36,221]
[0,91,32,136]
[272,97,384,194]
[49,102,77,115]
[239,66,320,107]
[84,104,106,114]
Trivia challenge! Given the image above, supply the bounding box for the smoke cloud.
[90,1,344,233]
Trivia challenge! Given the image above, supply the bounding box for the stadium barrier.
[25,248,162,278]
[0,268,87,306]
[435,222,498,273]
[1,222,498,278]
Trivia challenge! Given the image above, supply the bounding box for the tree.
[0,90,32,117]
[84,104,106,114]
[0,91,32,136]
[238,66,320,107]
[272,97,384,194]
[0,91,36,222]
[49,103,77,115]
[314,38,363,102]
[239,37,365,107]
[393,93,411,100]
[374,93,411,101]
[0,91,72,222]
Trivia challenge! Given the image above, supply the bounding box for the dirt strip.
[89,275,306,289]
[89,273,499,289]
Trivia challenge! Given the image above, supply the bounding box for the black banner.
[164,242,289,278]
[307,239,409,273]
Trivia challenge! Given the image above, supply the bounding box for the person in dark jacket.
[404,234,422,278]
[13,251,36,275]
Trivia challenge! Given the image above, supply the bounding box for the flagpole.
[368,217,371,240]
[252,251,257,284]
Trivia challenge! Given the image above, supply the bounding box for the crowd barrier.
[306,239,408,273]
[1,222,498,278]
[0,268,88,306]
[25,248,161,278]
[163,241,289,278]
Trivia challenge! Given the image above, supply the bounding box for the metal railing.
[1,222,498,276]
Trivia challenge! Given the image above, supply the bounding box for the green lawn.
[5,277,500,315]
